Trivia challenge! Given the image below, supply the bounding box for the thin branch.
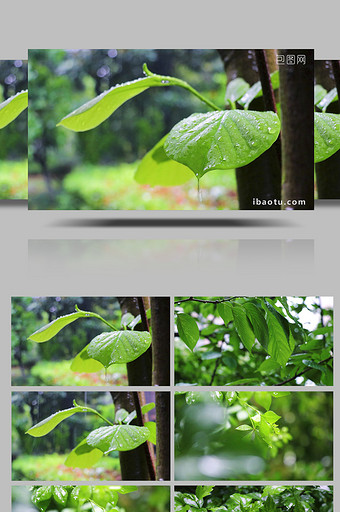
[138,297,150,332]
[133,391,156,480]
[174,296,241,305]
[275,356,333,386]
[331,60,340,108]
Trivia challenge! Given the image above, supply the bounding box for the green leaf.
[217,302,234,327]
[86,330,152,367]
[26,406,85,437]
[69,486,92,507]
[0,90,28,129]
[254,392,272,411]
[28,311,91,342]
[135,135,194,186]
[257,357,281,373]
[92,487,118,508]
[225,78,250,106]
[70,346,105,372]
[86,425,150,453]
[232,305,255,352]
[196,486,214,500]
[57,76,174,132]
[124,402,156,424]
[243,302,269,350]
[264,300,293,366]
[236,424,253,431]
[239,71,279,109]
[314,84,328,106]
[272,391,290,398]
[314,112,340,163]
[144,421,157,444]
[52,486,68,506]
[317,87,338,111]
[65,438,104,468]
[115,408,129,424]
[302,359,327,373]
[164,110,281,179]
[177,313,200,351]
[31,487,52,512]
[262,411,281,424]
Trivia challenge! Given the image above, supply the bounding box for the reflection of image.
[0,60,28,200]
[174,391,333,481]
[28,49,314,210]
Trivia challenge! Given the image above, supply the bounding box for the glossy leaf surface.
[314,112,340,163]
[177,313,200,351]
[0,90,28,129]
[86,425,150,453]
[29,311,90,342]
[86,330,151,366]
[164,110,280,178]
[26,406,85,437]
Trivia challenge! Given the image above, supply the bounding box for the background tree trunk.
[156,392,170,480]
[218,49,281,209]
[279,50,314,209]
[110,392,150,480]
[151,297,170,386]
[118,297,152,385]
[315,60,340,199]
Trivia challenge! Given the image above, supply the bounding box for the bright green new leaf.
[86,330,151,366]
[57,76,173,132]
[257,357,280,373]
[196,486,214,500]
[144,421,157,444]
[65,438,104,468]
[135,135,194,186]
[28,311,91,342]
[52,486,68,506]
[124,402,155,424]
[70,347,104,372]
[217,302,234,327]
[265,309,293,366]
[314,112,340,163]
[225,78,250,107]
[232,305,255,352]
[314,84,328,106]
[177,313,200,351]
[86,425,150,453]
[0,90,28,129]
[316,87,338,111]
[69,486,92,507]
[239,71,279,109]
[236,424,253,431]
[243,302,269,350]
[254,392,272,411]
[262,411,281,424]
[26,406,85,437]
[164,110,280,179]
[92,487,118,508]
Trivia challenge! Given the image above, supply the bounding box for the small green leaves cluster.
[0,90,28,129]
[28,305,151,374]
[26,399,156,468]
[314,84,340,163]
[175,485,332,512]
[30,484,136,512]
[58,64,280,185]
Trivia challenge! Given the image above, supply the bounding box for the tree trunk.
[151,297,170,386]
[315,60,340,199]
[218,49,281,209]
[110,392,150,480]
[156,392,170,480]
[279,50,314,209]
[118,297,152,385]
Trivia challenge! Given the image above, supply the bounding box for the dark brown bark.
[279,50,314,209]
[150,297,170,386]
[110,392,150,480]
[118,297,152,385]
[156,392,170,480]
[315,60,340,199]
[132,391,156,480]
[218,49,281,209]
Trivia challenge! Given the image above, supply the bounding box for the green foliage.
[175,485,333,512]
[25,399,155,468]
[28,303,151,374]
[0,160,28,199]
[175,297,333,386]
[175,391,333,480]
[30,484,136,512]
[0,90,28,129]
[314,112,340,163]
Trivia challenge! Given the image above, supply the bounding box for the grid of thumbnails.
[1,49,340,209]
[11,296,333,510]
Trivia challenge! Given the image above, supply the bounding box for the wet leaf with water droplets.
[86,425,150,453]
[26,406,86,437]
[164,110,280,179]
[28,310,95,342]
[314,112,340,163]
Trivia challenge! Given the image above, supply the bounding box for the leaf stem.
[75,305,118,331]
[143,63,221,112]
[73,400,114,426]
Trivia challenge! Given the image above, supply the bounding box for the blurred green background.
[0,60,27,199]
[12,485,170,512]
[12,391,156,481]
[28,49,238,210]
[175,391,333,481]
[11,297,127,386]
